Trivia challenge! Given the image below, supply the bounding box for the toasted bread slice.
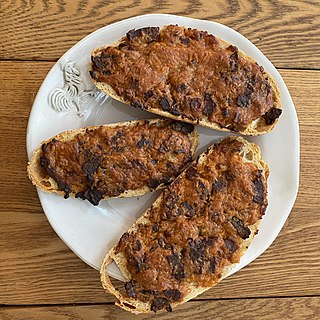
[27,119,198,205]
[101,136,269,313]
[91,25,281,136]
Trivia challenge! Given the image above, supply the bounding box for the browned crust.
[100,136,269,314]
[91,26,281,136]
[27,119,198,201]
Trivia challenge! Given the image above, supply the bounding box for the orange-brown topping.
[91,25,281,131]
[40,120,195,205]
[115,138,268,311]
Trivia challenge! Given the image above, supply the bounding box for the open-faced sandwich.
[101,136,269,313]
[28,119,198,205]
[90,25,281,135]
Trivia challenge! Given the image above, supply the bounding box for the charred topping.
[263,107,282,125]
[39,121,195,205]
[115,138,268,312]
[126,27,160,42]
[90,25,280,131]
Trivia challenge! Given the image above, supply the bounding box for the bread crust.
[27,119,198,202]
[91,26,281,136]
[100,136,269,314]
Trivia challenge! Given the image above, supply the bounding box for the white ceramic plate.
[26,14,299,281]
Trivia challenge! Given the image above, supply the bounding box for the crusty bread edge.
[91,26,281,136]
[27,119,198,201]
[100,136,269,314]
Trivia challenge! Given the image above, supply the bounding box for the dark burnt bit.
[130,159,146,170]
[151,297,172,313]
[133,239,142,251]
[228,45,239,72]
[144,90,155,100]
[159,97,181,117]
[131,100,146,110]
[153,224,160,232]
[204,93,216,116]
[263,108,282,125]
[126,27,160,42]
[57,181,71,199]
[210,211,219,222]
[205,237,217,246]
[124,280,136,298]
[89,70,98,79]
[190,98,201,110]
[158,237,166,248]
[127,256,143,274]
[140,289,160,296]
[231,216,251,239]
[39,156,49,168]
[180,37,190,46]
[166,253,186,280]
[159,97,172,112]
[147,179,161,189]
[83,156,101,183]
[159,144,170,153]
[197,179,208,196]
[117,232,130,249]
[75,187,104,206]
[163,289,182,302]
[91,55,105,70]
[175,148,186,154]
[118,41,129,49]
[110,131,125,147]
[181,201,194,217]
[176,83,187,93]
[237,84,254,108]
[165,192,178,211]
[41,142,48,153]
[186,165,199,179]
[188,238,206,274]
[213,179,227,193]
[253,171,265,204]
[137,136,151,149]
[225,170,235,181]
[170,121,194,134]
[224,237,239,253]
[208,257,218,273]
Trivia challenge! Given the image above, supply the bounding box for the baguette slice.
[27,119,198,205]
[101,136,269,314]
[91,25,281,136]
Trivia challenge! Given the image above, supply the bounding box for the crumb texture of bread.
[100,136,269,314]
[27,119,198,205]
[91,25,282,136]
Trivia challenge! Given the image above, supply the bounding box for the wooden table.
[1,1,320,319]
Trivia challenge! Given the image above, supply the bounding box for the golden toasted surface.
[91,25,281,133]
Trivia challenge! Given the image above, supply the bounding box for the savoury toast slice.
[27,119,198,205]
[91,25,281,136]
[101,136,269,313]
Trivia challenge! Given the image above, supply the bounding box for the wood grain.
[0,0,319,68]
[0,61,320,305]
[1,297,320,319]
